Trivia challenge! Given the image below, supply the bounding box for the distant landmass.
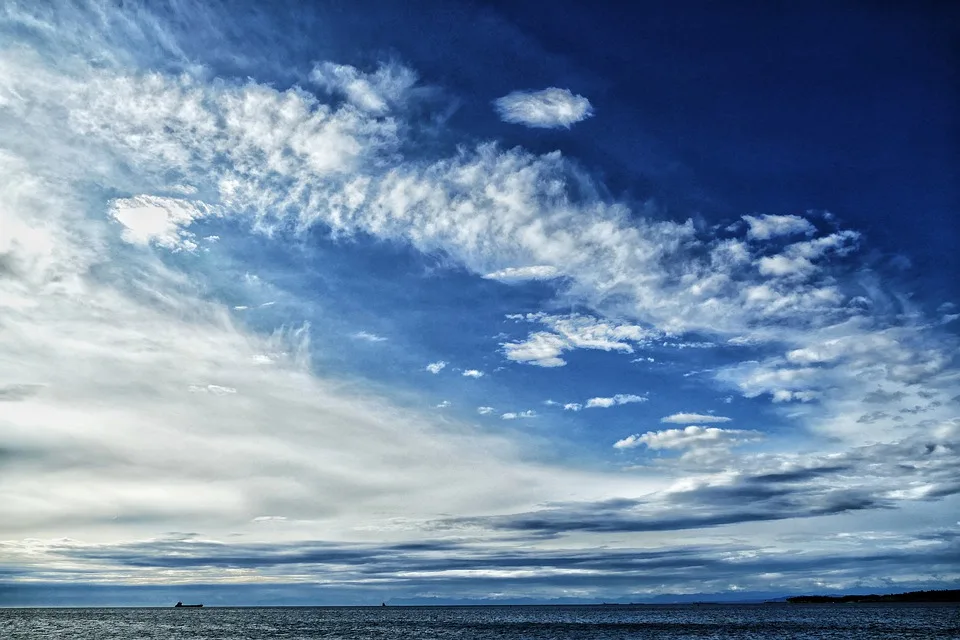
[787,589,960,604]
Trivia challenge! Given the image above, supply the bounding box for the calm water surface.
[2,604,959,639]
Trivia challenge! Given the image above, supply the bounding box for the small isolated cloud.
[435,400,451,409]
[614,426,762,451]
[502,313,656,368]
[462,369,485,378]
[586,394,646,409]
[661,413,732,424]
[352,331,387,342]
[563,403,582,412]
[109,195,216,252]
[502,410,537,420]
[502,331,568,368]
[425,361,447,374]
[483,265,560,282]
[743,214,815,241]
[494,88,593,129]
[477,406,495,415]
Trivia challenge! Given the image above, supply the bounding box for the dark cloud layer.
[3,527,957,605]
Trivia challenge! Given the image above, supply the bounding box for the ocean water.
[2,604,959,639]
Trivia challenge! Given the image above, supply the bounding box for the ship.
[174,601,203,608]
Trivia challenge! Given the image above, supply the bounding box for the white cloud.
[757,254,815,277]
[309,62,417,114]
[661,413,732,424]
[188,384,238,395]
[502,331,568,368]
[501,410,537,420]
[477,406,495,415]
[3,4,960,601]
[743,214,815,240]
[462,369,484,378]
[493,88,593,129]
[425,361,447,374]
[563,403,582,412]
[483,265,560,282]
[756,231,860,279]
[352,331,387,342]
[2,0,956,550]
[435,400,451,408]
[614,426,763,451]
[109,195,216,252]
[503,314,657,367]
[585,394,646,409]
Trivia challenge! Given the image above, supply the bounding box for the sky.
[0,0,958,606]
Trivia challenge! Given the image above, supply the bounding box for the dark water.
[2,604,959,639]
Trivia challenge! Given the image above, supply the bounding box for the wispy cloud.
[614,426,762,451]
[585,394,646,409]
[309,61,418,114]
[425,361,447,374]
[661,413,732,424]
[352,331,387,342]
[110,195,217,252]
[3,0,959,605]
[483,265,560,282]
[503,314,656,367]
[493,88,593,129]
[462,369,485,378]
[502,410,537,420]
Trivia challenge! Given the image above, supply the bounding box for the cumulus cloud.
[743,214,815,240]
[462,369,484,378]
[425,361,447,374]
[476,406,495,415]
[616,426,763,451]
[493,88,593,129]
[661,413,732,424]
[585,394,647,409]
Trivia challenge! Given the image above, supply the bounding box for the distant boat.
[174,601,203,608]
[381,602,387,607]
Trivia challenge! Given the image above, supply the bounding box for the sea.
[2,604,959,639]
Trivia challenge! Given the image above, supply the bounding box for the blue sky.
[0,0,958,605]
